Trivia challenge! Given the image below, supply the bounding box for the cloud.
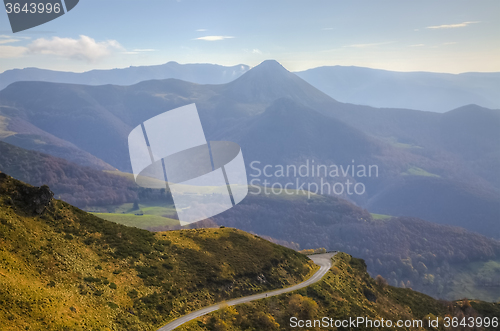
[196,29,207,32]
[252,49,262,54]
[343,41,395,48]
[195,36,234,41]
[426,21,479,29]
[322,28,334,30]
[123,49,157,55]
[443,42,457,45]
[409,44,425,47]
[0,45,28,58]
[0,38,21,45]
[27,35,123,62]
[0,34,29,44]
[0,34,30,40]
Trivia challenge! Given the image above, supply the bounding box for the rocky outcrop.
[0,171,53,215]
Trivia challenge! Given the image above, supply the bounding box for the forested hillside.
[212,193,500,301]
[0,141,138,207]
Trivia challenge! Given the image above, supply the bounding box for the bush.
[128,289,139,299]
[107,302,119,309]
[83,276,101,283]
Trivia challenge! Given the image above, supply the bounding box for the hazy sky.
[1,0,499,73]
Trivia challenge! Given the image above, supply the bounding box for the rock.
[363,287,377,302]
[18,184,54,215]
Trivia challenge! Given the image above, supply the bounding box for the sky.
[0,0,499,73]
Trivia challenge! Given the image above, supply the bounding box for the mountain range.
[0,61,250,90]
[0,60,498,240]
[295,66,500,112]
[2,61,498,112]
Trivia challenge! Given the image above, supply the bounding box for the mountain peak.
[224,59,337,106]
[251,59,287,71]
[238,59,292,80]
[445,104,496,114]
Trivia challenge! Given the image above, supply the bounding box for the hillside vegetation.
[0,172,315,330]
[0,141,139,208]
[178,253,500,331]
[212,192,500,302]
[0,141,179,214]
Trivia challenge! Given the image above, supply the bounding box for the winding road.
[157,252,336,331]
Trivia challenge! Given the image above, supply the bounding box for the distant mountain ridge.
[0,61,250,90]
[295,66,500,112]
[2,61,498,112]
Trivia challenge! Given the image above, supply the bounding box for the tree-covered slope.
[0,141,138,208]
[212,192,500,301]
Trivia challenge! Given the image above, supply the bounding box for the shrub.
[83,276,101,283]
[128,289,139,299]
[107,302,119,309]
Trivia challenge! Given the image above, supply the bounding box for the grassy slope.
[179,253,500,331]
[402,166,440,178]
[370,213,392,220]
[446,260,500,302]
[0,173,316,331]
[92,213,179,229]
[89,201,180,229]
[0,115,15,139]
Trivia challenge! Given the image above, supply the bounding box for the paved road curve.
[157,252,336,331]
